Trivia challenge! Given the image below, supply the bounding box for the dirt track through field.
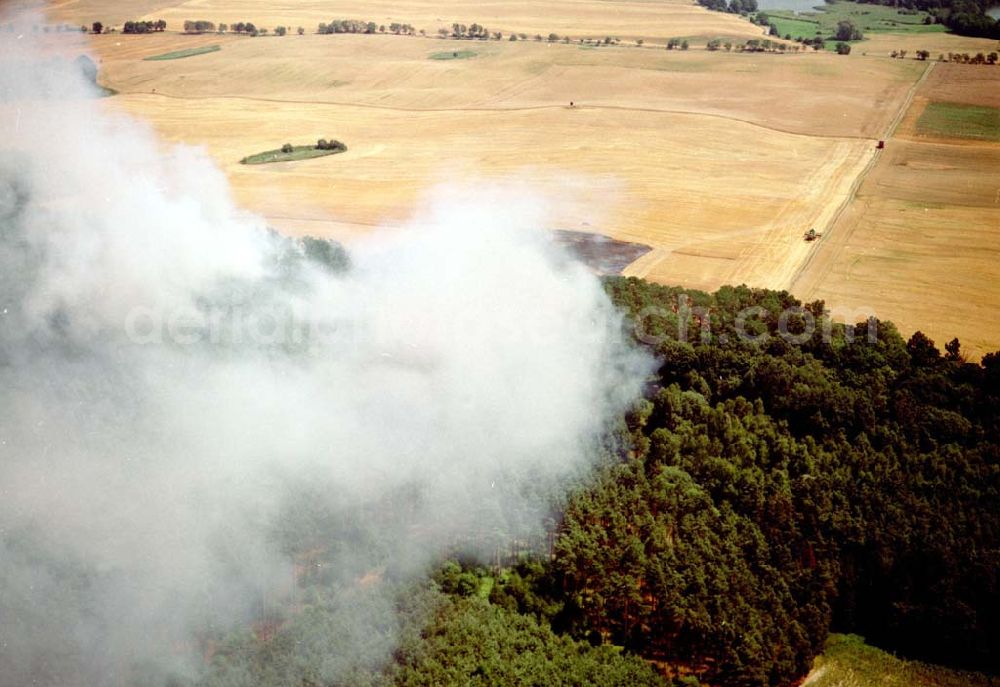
[793,60,1000,357]
[113,87,877,142]
[789,61,935,292]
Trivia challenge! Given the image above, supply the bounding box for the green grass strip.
[809,634,993,687]
[240,145,347,165]
[429,50,477,60]
[917,102,1000,141]
[144,45,221,61]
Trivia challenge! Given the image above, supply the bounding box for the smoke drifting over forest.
[0,21,650,686]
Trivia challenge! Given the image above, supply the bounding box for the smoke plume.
[0,16,651,685]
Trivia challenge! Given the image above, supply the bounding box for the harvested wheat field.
[859,32,1000,61]
[152,0,763,44]
[795,63,1000,357]
[75,32,919,292]
[23,0,1000,353]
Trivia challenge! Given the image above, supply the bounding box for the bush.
[281,143,293,153]
[836,42,851,54]
[315,139,347,151]
[834,18,863,41]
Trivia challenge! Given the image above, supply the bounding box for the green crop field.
[917,101,1000,141]
[809,634,993,687]
[769,14,823,41]
[143,45,222,61]
[429,49,478,60]
[769,1,947,43]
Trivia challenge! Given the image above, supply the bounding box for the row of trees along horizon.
[76,17,999,61]
[178,247,999,686]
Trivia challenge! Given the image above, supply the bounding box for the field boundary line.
[117,89,871,141]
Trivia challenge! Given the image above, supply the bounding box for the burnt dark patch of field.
[552,230,651,276]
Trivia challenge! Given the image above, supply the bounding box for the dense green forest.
[190,275,998,687]
[559,277,999,683]
[697,0,1000,37]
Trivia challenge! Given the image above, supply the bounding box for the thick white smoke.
[0,18,651,686]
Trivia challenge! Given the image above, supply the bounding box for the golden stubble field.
[794,63,1000,357]
[140,0,762,44]
[21,0,1000,355]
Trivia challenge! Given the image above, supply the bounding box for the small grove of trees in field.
[320,19,421,35]
[688,38,805,52]
[450,23,492,38]
[230,22,258,35]
[446,22,584,42]
[738,38,798,52]
[801,35,826,50]
[665,38,689,50]
[706,38,730,50]
[316,139,347,151]
[121,19,307,36]
[892,49,999,64]
[183,20,216,33]
[122,20,166,34]
[586,36,621,45]
[242,140,347,164]
[318,19,380,34]
[940,50,999,63]
[834,18,864,40]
